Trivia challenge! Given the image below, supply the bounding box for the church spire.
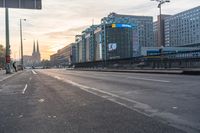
[33,40,36,55]
[37,40,40,53]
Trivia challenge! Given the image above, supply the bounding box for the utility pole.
[5,8,11,74]
[20,19,26,70]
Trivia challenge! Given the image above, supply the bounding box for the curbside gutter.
[182,69,200,75]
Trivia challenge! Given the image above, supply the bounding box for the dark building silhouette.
[23,40,41,66]
[32,40,41,64]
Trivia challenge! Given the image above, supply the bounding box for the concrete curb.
[68,69,183,75]
[68,69,200,75]
[182,69,200,75]
[0,71,23,82]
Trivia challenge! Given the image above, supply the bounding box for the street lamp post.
[151,0,170,47]
[151,0,170,68]
[5,8,11,74]
[20,19,26,70]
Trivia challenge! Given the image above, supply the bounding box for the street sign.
[0,0,42,9]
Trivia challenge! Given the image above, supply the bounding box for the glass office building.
[165,6,200,47]
[101,13,153,47]
[74,13,153,63]
[104,24,133,60]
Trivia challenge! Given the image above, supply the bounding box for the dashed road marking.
[22,84,28,94]
[56,71,171,83]
[126,76,171,83]
[38,99,45,103]
[32,70,37,75]
[54,76,62,80]
[49,76,155,116]
[173,106,178,109]
[39,71,199,132]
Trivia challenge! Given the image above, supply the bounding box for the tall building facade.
[101,13,153,47]
[153,21,158,47]
[50,43,76,67]
[73,13,153,64]
[81,25,98,62]
[74,23,135,63]
[153,15,171,47]
[94,26,103,61]
[164,6,200,47]
[103,23,133,60]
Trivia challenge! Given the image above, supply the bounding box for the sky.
[0,0,199,60]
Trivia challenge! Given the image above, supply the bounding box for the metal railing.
[73,49,200,69]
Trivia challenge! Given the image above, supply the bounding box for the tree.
[0,45,5,68]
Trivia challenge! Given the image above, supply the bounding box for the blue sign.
[112,24,132,28]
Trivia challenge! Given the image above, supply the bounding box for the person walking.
[13,62,17,72]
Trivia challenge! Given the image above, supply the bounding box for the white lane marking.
[29,77,32,81]
[18,114,23,118]
[49,75,157,116]
[57,70,171,83]
[40,73,168,115]
[54,76,62,80]
[126,76,171,83]
[32,70,37,75]
[38,99,45,103]
[22,84,28,94]
[40,71,199,132]
[173,106,178,109]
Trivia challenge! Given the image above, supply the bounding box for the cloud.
[44,25,89,39]
[0,0,200,59]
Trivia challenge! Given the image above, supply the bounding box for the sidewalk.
[71,68,200,75]
[0,70,20,82]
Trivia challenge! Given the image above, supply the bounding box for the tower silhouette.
[32,40,41,64]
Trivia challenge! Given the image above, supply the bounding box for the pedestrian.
[13,62,17,72]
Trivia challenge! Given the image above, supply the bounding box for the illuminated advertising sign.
[108,43,117,51]
[112,24,132,28]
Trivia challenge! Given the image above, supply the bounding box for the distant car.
[17,65,23,71]
[43,66,51,69]
[25,67,32,69]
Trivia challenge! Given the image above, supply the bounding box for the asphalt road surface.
[0,69,199,133]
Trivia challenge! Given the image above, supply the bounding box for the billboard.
[0,0,42,9]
